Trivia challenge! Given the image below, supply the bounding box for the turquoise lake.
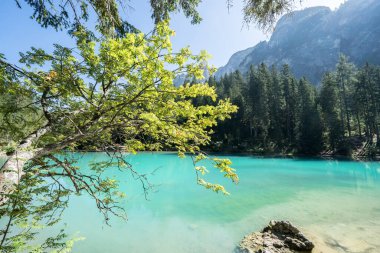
[27,153,380,252]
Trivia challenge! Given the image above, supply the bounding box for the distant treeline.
[195,55,380,156]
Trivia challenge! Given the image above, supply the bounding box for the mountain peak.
[215,0,380,84]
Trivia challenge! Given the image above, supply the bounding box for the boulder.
[235,221,314,253]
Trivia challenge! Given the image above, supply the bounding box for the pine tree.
[247,64,270,147]
[297,78,323,154]
[280,64,298,148]
[355,64,380,145]
[336,55,356,138]
[267,66,284,147]
[320,73,344,150]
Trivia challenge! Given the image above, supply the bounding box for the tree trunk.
[0,126,49,205]
[356,113,362,137]
[341,81,351,137]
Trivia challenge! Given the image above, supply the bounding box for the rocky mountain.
[215,0,380,84]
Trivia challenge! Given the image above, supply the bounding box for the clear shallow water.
[47,153,380,252]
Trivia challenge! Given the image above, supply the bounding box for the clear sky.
[0,0,346,68]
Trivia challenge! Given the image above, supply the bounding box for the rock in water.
[235,220,314,253]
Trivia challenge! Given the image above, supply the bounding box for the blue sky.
[0,0,345,68]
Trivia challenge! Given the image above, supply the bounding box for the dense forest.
[200,55,380,157]
[3,55,378,158]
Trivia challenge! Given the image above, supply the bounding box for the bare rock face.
[215,0,380,85]
[235,221,314,253]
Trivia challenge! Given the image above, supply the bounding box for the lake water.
[40,153,380,252]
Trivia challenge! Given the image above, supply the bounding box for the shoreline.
[2,149,379,161]
[47,150,380,161]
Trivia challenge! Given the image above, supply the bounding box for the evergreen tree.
[280,64,298,148]
[247,64,270,147]
[229,71,249,144]
[267,66,284,147]
[297,78,323,154]
[355,64,380,145]
[336,55,356,138]
[320,73,344,150]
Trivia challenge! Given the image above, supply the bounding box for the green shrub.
[3,145,16,156]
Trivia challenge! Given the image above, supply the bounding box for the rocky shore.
[235,221,314,253]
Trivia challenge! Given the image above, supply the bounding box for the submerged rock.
[235,220,314,253]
